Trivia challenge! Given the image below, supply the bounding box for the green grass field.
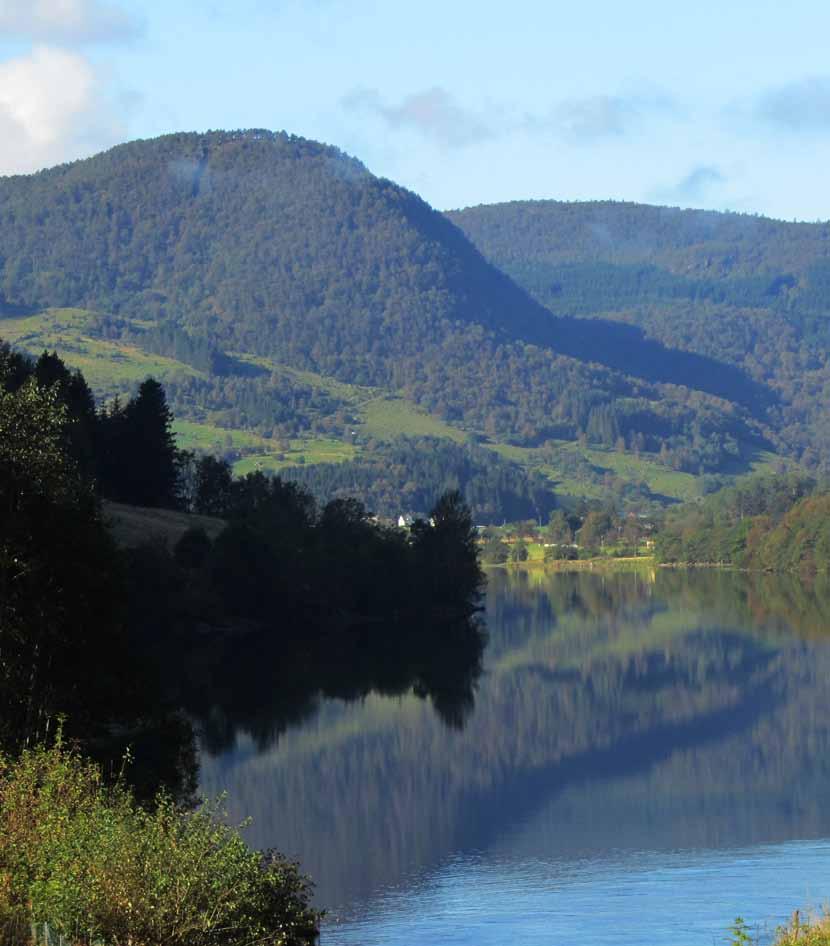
[173,420,357,475]
[231,437,357,476]
[172,420,275,453]
[360,395,468,442]
[488,440,700,503]
[1,307,203,397]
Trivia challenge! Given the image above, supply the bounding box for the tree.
[410,491,483,611]
[509,538,529,563]
[0,373,124,750]
[545,510,572,545]
[481,534,509,565]
[99,379,181,508]
[579,510,614,550]
[192,455,233,516]
[125,379,180,507]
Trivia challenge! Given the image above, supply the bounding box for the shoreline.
[484,556,655,573]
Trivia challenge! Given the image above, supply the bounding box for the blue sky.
[2,0,830,219]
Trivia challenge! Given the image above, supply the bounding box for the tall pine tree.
[99,379,180,508]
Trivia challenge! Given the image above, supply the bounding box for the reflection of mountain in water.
[198,570,830,912]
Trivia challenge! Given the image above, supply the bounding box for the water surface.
[199,569,830,944]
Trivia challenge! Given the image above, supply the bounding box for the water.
[198,568,830,944]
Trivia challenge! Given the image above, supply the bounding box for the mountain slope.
[0,133,781,497]
[448,200,830,467]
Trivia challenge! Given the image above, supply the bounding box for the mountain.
[448,200,830,469]
[0,133,804,513]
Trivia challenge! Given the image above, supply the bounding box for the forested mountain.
[0,131,770,482]
[449,200,830,468]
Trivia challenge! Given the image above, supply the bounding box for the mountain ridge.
[0,130,815,510]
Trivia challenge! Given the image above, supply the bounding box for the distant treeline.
[655,474,830,572]
[283,436,558,524]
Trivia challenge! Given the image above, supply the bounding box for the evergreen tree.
[411,491,483,611]
[99,379,181,508]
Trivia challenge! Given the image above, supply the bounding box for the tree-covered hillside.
[654,473,830,571]
[0,131,767,480]
[449,200,830,468]
[284,436,558,524]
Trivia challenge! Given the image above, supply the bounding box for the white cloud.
[0,0,140,44]
[0,45,124,174]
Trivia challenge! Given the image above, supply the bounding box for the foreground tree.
[0,373,125,750]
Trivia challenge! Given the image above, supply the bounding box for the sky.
[2,0,830,219]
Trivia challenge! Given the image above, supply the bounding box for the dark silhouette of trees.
[191,455,233,516]
[0,366,126,751]
[98,379,181,508]
[411,491,484,611]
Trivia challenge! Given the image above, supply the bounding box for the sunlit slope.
[0,307,204,396]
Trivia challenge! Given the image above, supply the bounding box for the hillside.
[0,132,806,513]
[449,200,830,469]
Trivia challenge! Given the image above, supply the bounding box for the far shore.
[484,555,655,572]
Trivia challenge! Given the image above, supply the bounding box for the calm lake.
[198,568,830,945]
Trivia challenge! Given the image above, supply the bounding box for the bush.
[544,545,577,562]
[174,526,213,570]
[481,535,509,565]
[0,742,320,946]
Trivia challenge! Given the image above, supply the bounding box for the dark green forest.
[283,436,558,523]
[449,200,830,469]
[0,130,779,477]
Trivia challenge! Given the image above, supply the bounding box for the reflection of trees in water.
[179,615,488,756]
[200,568,830,911]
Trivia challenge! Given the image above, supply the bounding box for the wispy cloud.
[343,86,495,148]
[0,45,125,174]
[755,76,830,132]
[0,0,141,45]
[343,83,679,151]
[548,89,679,142]
[653,164,726,206]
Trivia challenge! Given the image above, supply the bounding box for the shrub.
[174,526,213,570]
[0,742,320,946]
[544,545,577,562]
